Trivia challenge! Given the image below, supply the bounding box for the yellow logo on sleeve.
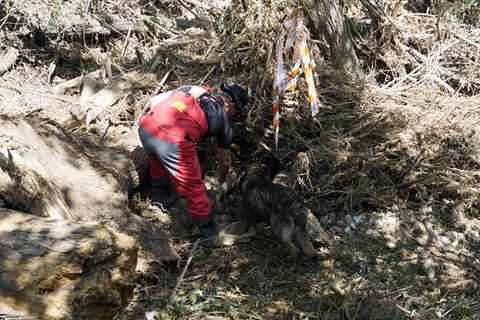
[171,101,188,112]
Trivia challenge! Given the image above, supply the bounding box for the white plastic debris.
[353,216,361,225]
[385,217,398,224]
[145,311,158,320]
[391,204,399,212]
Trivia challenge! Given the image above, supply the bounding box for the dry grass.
[2,0,480,319]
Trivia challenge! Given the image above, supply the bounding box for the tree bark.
[0,148,76,221]
[0,208,138,320]
[0,47,19,76]
[47,14,148,35]
[300,0,364,81]
[0,115,180,267]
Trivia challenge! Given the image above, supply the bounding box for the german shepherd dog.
[240,164,318,269]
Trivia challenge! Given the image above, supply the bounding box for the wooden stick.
[46,53,59,84]
[51,70,102,94]
[120,27,132,62]
[0,46,19,75]
[168,238,200,303]
[80,73,99,108]
[134,69,172,125]
[177,0,201,20]
[105,57,113,82]
[197,65,216,84]
[134,47,144,65]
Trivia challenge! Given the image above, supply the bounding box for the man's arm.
[217,147,231,183]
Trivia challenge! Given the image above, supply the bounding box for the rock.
[413,221,427,235]
[434,240,445,250]
[466,230,479,238]
[422,259,436,280]
[439,236,452,246]
[456,232,466,242]
[423,218,433,231]
[445,231,458,242]
[386,241,396,249]
[444,252,461,262]
[457,248,471,256]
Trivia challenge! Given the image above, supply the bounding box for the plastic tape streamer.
[273,9,321,149]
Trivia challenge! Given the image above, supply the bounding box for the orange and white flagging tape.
[273,9,321,149]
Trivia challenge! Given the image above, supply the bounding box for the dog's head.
[240,164,269,191]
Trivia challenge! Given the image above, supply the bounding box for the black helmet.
[220,83,249,113]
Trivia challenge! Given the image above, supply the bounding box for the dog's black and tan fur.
[240,164,317,269]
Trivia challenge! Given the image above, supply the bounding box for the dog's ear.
[247,163,266,173]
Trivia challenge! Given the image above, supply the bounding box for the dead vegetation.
[1,0,480,319]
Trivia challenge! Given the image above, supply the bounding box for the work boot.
[151,177,173,210]
[193,215,218,247]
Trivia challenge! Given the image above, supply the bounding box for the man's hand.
[204,173,236,199]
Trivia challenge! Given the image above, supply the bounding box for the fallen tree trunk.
[0,115,180,269]
[51,70,101,95]
[86,78,129,125]
[55,76,130,130]
[49,14,148,35]
[0,208,138,320]
[0,148,76,221]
